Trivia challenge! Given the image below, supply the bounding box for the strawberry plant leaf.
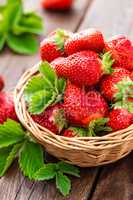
[56,172,71,196]
[13,12,43,35]
[0,143,22,177]
[0,34,5,50]
[19,141,44,179]
[24,76,54,102]
[58,162,80,177]
[28,90,56,114]
[7,33,38,54]
[57,78,66,94]
[34,164,56,181]
[39,62,57,87]
[0,119,25,148]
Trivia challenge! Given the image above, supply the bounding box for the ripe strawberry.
[62,127,87,137]
[100,67,132,101]
[0,76,4,91]
[52,50,113,87]
[40,29,71,62]
[107,108,131,131]
[105,35,133,71]
[64,81,108,126]
[41,0,73,10]
[31,103,67,134]
[0,92,18,124]
[65,29,104,55]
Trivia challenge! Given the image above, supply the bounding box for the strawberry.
[41,0,73,10]
[107,108,131,131]
[105,35,133,71]
[0,76,4,91]
[31,103,67,134]
[0,92,18,124]
[62,127,87,137]
[40,29,71,62]
[65,29,104,55]
[64,81,108,126]
[52,50,113,87]
[100,67,132,101]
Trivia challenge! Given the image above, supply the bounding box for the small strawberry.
[65,29,104,55]
[52,50,114,87]
[41,0,73,11]
[0,76,4,91]
[31,103,67,134]
[107,108,131,131]
[40,29,71,62]
[105,35,133,71]
[64,81,108,126]
[0,92,18,124]
[100,67,132,101]
[62,127,87,137]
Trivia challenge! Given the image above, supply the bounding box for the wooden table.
[0,0,133,199]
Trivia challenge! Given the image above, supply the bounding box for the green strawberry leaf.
[0,143,22,177]
[19,141,44,179]
[13,12,43,35]
[56,172,71,196]
[58,162,80,177]
[24,76,54,102]
[34,164,56,181]
[39,62,57,87]
[57,78,66,94]
[0,119,25,148]
[28,90,56,114]
[0,34,5,51]
[7,33,39,54]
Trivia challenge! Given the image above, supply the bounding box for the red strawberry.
[52,50,113,87]
[0,76,4,91]
[31,103,67,134]
[40,29,71,62]
[41,0,73,10]
[107,108,131,131]
[62,127,87,137]
[64,81,108,126]
[65,29,104,55]
[0,92,18,124]
[100,67,132,101]
[105,35,133,71]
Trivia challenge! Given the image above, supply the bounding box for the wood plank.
[0,0,99,200]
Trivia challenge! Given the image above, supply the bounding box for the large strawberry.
[105,35,133,71]
[100,67,133,101]
[51,50,113,87]
[65,29,104,55]
[0,92,18,124]
[64,81,108,126]
[41,0,73,10]
[31,103,67,134]
[0,76,4,91]
[40,29,71,62]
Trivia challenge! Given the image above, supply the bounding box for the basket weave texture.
[14,63,133,167]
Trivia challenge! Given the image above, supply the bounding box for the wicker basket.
[14,63,133,167]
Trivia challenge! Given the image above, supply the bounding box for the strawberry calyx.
[63,127,87,137]
[101,51,114,75]
[53,109,68,133]
[113,100,133,114]
[114,77,133,101]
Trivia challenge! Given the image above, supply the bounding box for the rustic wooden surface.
[0,0,133,199]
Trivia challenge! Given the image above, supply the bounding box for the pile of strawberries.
[38,29,133,137]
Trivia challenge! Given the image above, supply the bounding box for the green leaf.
[28,90,56,114]
[58,162,80,177]
[0,119,25,148]
[56,172,71,196]
[34,164,56,181]
[39,62,57,86]
[7,33,38,54]
[13,12,43,35]
[19,141,44,179]
[0,143,22,177]
[102,52,114,74]
[24,76,54,102]
[0,34,5,50]
[57,78,66,94]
